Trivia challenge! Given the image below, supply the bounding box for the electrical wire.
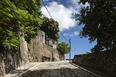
[59,31,69,42]
[41,0,53,18]
[41,0,69,42]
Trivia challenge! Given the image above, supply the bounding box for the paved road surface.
[20,61,96,77]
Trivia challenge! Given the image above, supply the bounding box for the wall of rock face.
[27,38,64,62]
[0,31,64,76]
[73,50,116,76]
[0,32,29,76]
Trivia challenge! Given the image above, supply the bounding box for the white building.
[45,36,57,49]
[35,30,57,49]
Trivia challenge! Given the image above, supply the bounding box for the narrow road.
[20,61,97,77]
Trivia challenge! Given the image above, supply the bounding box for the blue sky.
[41,0,97,59]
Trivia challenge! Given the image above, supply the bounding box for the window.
[52,41,54,44]
[46,40,49,44]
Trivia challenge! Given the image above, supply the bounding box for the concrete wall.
[34,30,57,49]
[45,37,57,49]
[34,30,45,43]
[73,50,116,76]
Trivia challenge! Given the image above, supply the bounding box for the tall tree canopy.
[0,0,42,49]
[57,42,70,54]
[40,16,60,41]
[75,0,116,52]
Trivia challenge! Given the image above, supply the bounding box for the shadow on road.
[11,69,28,74]
[7,69,28,77]
[69,62,115,77]
[19,68,95,77]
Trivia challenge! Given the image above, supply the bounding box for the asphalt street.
[20,61,96,77]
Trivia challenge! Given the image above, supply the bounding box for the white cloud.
[83,2,90,7]
[63,31,79,37]
[43,0,49,1]
[69,0,90,14]
[41,1,89,32]
[70,0,89,7]
[41,2,76,31]
[74,31,79,35]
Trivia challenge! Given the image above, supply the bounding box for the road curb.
[70,62,101,77]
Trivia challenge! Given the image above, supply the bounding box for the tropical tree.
[40,16,60,41]
[0,0,42,49]
[57,42,70,54]
[75,0,116,52]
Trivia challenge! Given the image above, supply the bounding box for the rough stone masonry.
[0,31,64,76]
[73,50,116,76]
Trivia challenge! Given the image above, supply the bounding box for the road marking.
[16,61,100,77]
[16,63,40,77]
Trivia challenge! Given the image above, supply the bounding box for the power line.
[59,31,68,42]
[41,0,69,42]
[41,0,53,18]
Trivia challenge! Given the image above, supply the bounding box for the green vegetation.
[85,51,90,54]
[75,0,116,52]
[57,42,70,54]
[40,16,60,41]
[0,0,42,49]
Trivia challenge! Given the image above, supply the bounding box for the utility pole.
[69,39,71,62]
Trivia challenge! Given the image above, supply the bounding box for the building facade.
[34,30,45,43]
[45,36,57,49]
[36,30,57,49]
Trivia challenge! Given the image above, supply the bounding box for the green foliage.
[40,16,60,41]
[2,30,19,50]
[75,0,116,52]
[91,44,104,52]
[85,51,91,54]
[57,42,70,54]
[0,0,42,49]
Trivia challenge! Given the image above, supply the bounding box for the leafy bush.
[57,42,70,54]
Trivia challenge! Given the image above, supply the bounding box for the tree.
[85,51,91,54]
[40,16,60,41]
[0,0,42,49]
[57,42,70,54]
[90,44,104,52]
[75,0,116,52]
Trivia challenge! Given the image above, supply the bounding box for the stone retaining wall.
[0,32,28,76]
[73,50,116,76]
[0,31,64,76]
[27,38,64,62]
